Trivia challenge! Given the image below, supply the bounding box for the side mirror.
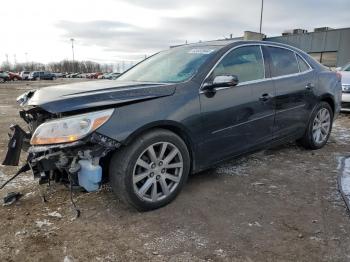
[202,75,239,92]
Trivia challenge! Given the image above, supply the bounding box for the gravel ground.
[0,79,350,262]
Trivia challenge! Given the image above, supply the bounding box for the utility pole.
[70,38,75,62]
[70,38,75,72]
[13,54,17,71]
[5,54,9,71]
[259,0,264,34]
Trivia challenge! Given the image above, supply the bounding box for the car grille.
[343,85,350,93]
[341,102,350,108]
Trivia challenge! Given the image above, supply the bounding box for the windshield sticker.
[188,49,215,55]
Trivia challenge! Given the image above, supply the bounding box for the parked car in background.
[28,71,56,80]
[5,41,341,211]
[20,71,31,80]
[67,73,80,78]
[8,72,22,81]
[53,72,64,78]
[0,71,9,83]
[337,62,350,111]
[100,72,121,79]
[107,72,121,80]
[77,73,88,78]
[88,72,103,79]
[98,73,109,79]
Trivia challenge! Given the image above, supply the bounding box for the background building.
[266,27,350,67]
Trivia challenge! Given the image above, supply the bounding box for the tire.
[109,129,190,211]
[299,102,333,150]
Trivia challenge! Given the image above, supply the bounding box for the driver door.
[198,45,275,165]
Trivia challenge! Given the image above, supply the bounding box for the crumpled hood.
[24,80,176,113]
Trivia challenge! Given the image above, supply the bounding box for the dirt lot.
[0,79,350,262]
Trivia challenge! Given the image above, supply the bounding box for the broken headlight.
[30,109,114,145]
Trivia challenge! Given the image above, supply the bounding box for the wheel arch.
[122,120,197,172]
[319,94,335,114]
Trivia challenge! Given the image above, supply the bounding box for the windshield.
[117,45,221,83]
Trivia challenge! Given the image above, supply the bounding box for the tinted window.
[343,64,350,72]
[267,47,299,77]
[296,54,310,72]
[212,46,264,83]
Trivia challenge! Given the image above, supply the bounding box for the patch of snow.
[35,219,53,228]
[251,182,265,186]
[215,154,264,176]
[338,156,350,210]
[63,256,74,262]
[248,221,262,227]
[15,230,27,237]
[339,157,350,195]
[48,211,62,218]
[143,229,208,252]
[214,249,227,257]
[0,170,35,189]
[332,124,350,145]
[310,236,322,241]
[23,191,36,199]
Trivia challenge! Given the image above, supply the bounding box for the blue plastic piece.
[78,160,102,192]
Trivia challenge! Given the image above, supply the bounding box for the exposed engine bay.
[1,99,121,199]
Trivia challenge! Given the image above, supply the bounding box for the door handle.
[259,93,271,102]
[306,83,314,90]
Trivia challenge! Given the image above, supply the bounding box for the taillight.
[336,72,342,81]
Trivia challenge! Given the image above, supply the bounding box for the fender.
[122,120,198,172]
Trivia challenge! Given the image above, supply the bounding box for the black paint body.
[27,41,342,172]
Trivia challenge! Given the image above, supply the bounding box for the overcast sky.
[1,0,349,65]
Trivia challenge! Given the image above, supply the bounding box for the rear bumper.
[341,93,350,111]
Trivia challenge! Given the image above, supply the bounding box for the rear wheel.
[109,129,190,211]
[299,102,333,149]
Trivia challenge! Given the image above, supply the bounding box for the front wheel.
[299,102,333,149]
[109,129,190,211]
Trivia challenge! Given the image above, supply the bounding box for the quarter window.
[296,54,310,72]
[267,47,299,77]
[212,46,264,83]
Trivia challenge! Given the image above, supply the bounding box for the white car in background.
[337,63,350,112]
[20,71,30,80]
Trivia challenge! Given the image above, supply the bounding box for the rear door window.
[212,46,265,83]
[267,47,299,77]
[296,54,311,72]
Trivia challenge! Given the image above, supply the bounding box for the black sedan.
[2,40,342,211]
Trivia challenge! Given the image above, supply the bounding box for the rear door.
[264,46,316,138]
[198,45,275,165]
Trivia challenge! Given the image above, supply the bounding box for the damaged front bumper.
[2,124,30,166]
[2,127,121,191]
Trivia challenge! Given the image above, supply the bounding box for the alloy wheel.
[133,142,183,202]
[312,108,331,144]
